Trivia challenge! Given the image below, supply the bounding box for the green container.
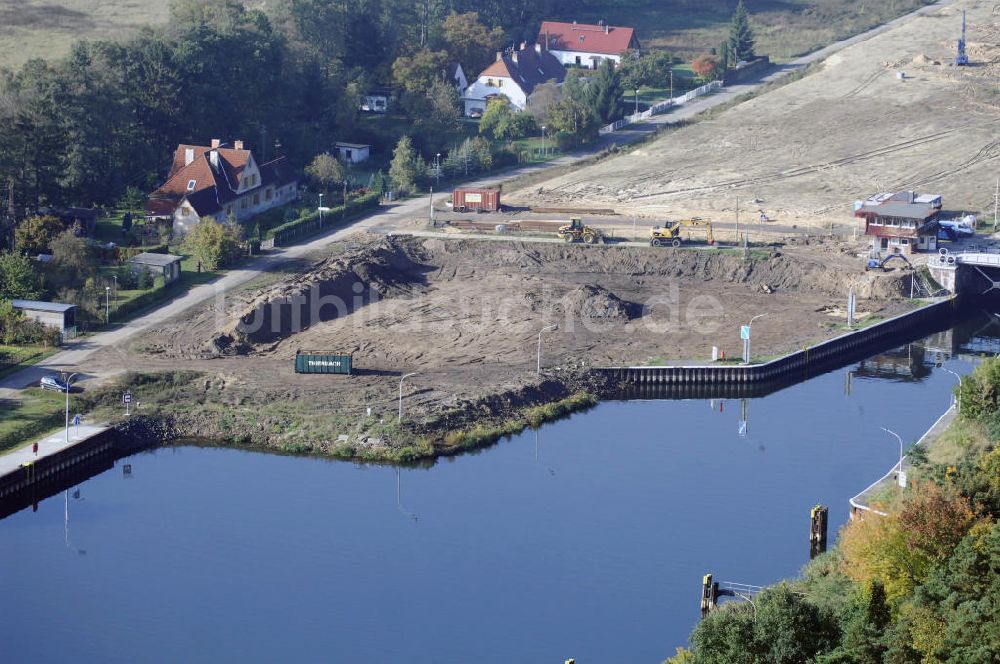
[295,351,353,375]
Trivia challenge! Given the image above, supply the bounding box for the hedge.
[265,192,381,245]
[114,278,185,320]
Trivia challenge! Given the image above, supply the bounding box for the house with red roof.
[147,139,298,235]
[537,20,639,69]
[462,42,566,117]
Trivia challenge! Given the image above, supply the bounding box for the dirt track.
[506,0,1000,228]
[87,234,911,456]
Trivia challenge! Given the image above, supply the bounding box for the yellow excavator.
[558,217,604,244]
[649,218,715,247]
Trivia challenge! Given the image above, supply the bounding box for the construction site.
[502,1,1000,234]
[68,0,1000,459]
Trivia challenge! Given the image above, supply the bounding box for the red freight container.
[453,188,500,213]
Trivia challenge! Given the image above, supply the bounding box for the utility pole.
[429,187,434,225]
[670,69,674,100]
[994,178,998,232]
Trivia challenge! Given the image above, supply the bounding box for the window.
[186,179,196,191]
[253,193,260,205]
[241,197,248,210]
[266,188,273,201]
[180,206,189,217]
[575,56,581,65]
[226,206,233,216]
[886,218,899,227]
[901,238,909,245]
[870,218,882,226]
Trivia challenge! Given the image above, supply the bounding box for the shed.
[11,299,77,336]
[129,252,183,283]
[334,142,371,164]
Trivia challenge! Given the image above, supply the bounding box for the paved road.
[0,0,951,402]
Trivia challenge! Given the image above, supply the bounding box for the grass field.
[0,388,66,453]
[562,0,936,61]
[0,0,934,71]
[0,0,169,70]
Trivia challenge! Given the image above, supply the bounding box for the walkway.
[0,424,110,479]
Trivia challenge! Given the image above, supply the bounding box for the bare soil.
[86,233,911,458]
[505,0,1000,229]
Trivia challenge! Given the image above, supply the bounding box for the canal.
[1,313,996,663]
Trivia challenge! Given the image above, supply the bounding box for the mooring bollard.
[810,504,828,559]
[700,573,719,619]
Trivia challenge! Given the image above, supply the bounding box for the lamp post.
[541,125,546,157]
[743,313,768,364]
[881,427,904,483]
[105,286,110,324]
[635,88,640,117]
[398,372,419,423]
[64,372,79,443]
[112,274,118,312]
[435,153,441,186]
[318,193,323,225]
[537,324,558,375]
[940,366,962,411]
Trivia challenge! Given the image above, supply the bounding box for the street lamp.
[435,153,441,186]
[635,88,640,117]
[939,366,962,412]
[541,125,547,157]
[64,372,79,443]
[112,274,118,312]
[398,372,419,423]
[318,193,323,225]
[743,313,768,364]
[880,427,904,480]
[537,324,558,375]
[105,286,110,324]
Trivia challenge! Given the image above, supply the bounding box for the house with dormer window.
[537,21,639,69]
[146,139,298,235]
[462,43,566,117]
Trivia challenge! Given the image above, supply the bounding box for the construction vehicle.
[866,253,913,272]
[649,218,715,247]
[956,10,969,66]
[558,217,604,244]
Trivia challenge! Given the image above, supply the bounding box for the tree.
[838,482,979,603]
[413,79,462,150]
[182,219,241,271]
[728,0,756,63]
[441,12,504,80]
[818,580,891,664]
[692,54,722,81]
[526,80,562,126]
[305,153,346,194]
[689,585,838,663]
[388,136,421,195]
[589,59,624,124]
[618,50,674,89]
[117,186,146,214]
[392,49,450,95]
[0,250,40,300]
[14,215,63,254]
[479,97,536,141]
[49,229,95,285]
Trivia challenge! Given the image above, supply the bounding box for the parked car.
[468,109,483,119]
[40,375,71,392]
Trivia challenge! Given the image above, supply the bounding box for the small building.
[37,206,99,236]
[361,91,390,113]
[463,43,566,116]
[537,20,639,69]
[11,299,77,336]
[334,142,371,164]
[855,191,941,255]
[129,252,183,284]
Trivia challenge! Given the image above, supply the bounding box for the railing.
[599,80,723,134]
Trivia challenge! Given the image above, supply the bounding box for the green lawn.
[0,388,67,453]
[0,345,58,381]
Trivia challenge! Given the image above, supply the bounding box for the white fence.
[599,80,723,135]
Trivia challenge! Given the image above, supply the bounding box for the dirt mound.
[567,285,636,321]
[213,235,430,353]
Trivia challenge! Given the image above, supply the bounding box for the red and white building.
[147,139,297,235]
[463,43,566,116]
[536,20,639,69]
[854,191,942,255]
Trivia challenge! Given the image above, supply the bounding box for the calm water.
[1,316,994,663]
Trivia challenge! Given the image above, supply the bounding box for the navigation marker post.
[123,390,133,417]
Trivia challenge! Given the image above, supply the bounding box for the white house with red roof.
[537,20,639,69]
[462,42,566,117]
[147,139,297,235]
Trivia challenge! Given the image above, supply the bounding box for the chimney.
[184,148,195,166]
[605,24,610,34]
[210,138,221,149]
[496,51,502,62]
[519,41,526,51]
[210,150,219,169]
[512,50,518,63]
[234,140,244,150]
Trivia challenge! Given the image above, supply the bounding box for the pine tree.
[389,136,419,195]
[728,0,755,63]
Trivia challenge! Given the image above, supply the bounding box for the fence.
[599,80,723,135]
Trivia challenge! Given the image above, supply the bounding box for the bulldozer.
[558,217,604,244]
[649,218,715,247]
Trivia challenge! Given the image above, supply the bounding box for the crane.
[956,10,969,66]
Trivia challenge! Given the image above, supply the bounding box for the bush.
[265,192,380,244]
